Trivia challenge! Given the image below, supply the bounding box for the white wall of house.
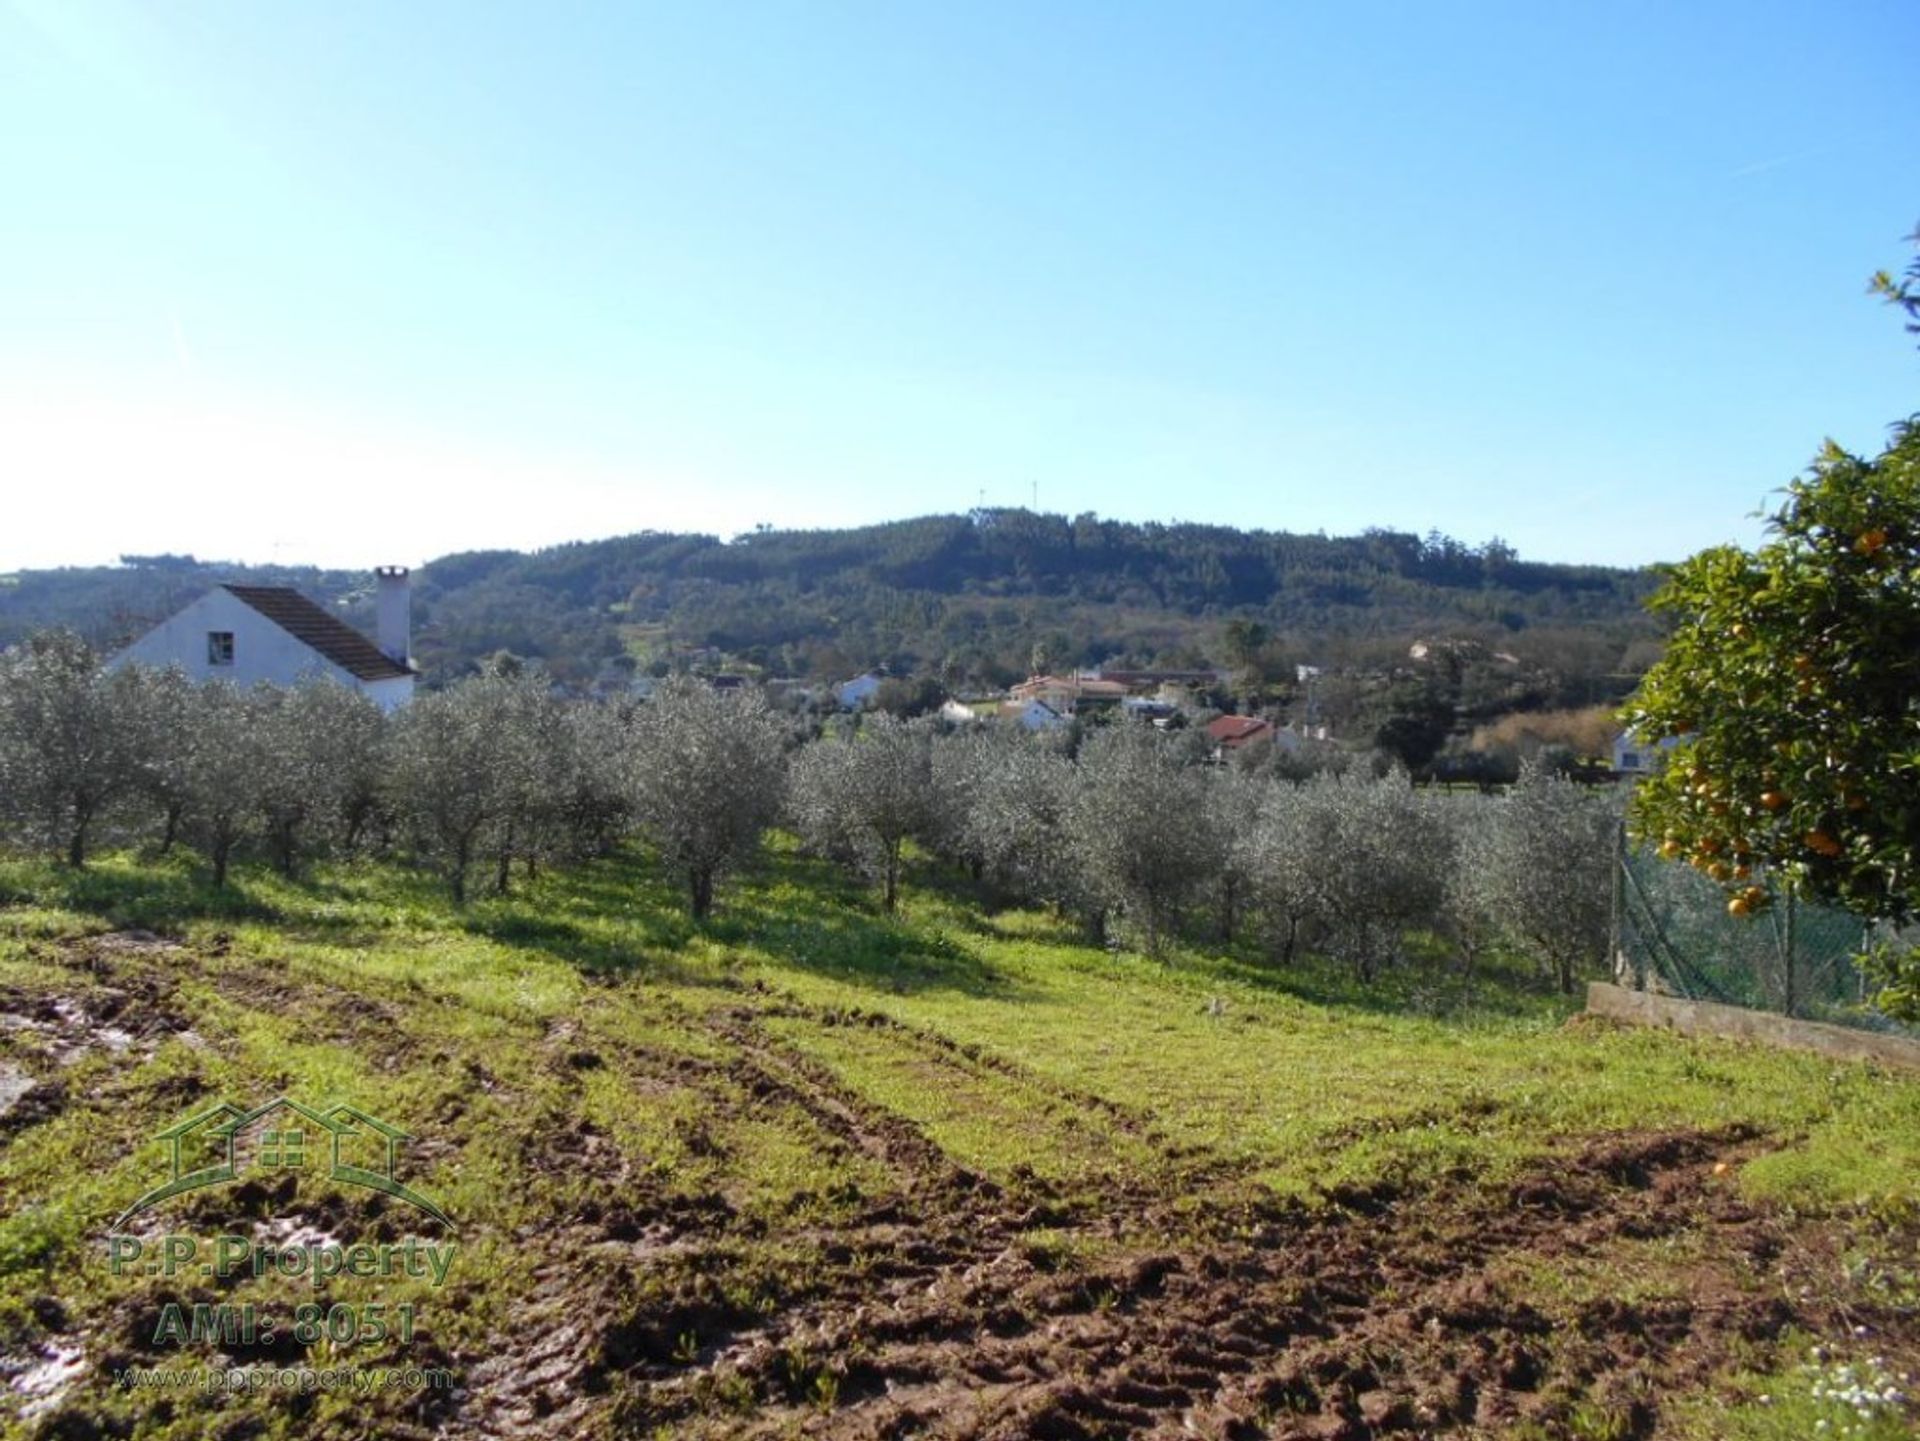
[1612,731,1679,774]
[1008,698,1066,731]
[109,590,415,712]
[837,673,882,709]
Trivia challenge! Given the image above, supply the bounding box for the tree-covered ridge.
[0,512,1663,686]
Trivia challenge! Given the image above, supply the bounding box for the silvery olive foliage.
[1063,725,1213,953]
[1477,762,1620,993]
[788,713,934,912]
[0,639,1625,992]
[1199,767,1260,943]
[0,632,147,867]
[385,668,551,902]
[170,680,273,889]
[254,681,390,876]
[627,677,788,920]
[1235,778,1317,965]
[1288,769,1453,983]
[958,732,1100,930]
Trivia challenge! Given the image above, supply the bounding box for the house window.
[207,632,234,666]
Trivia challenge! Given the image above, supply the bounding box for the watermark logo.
[113,1096,452,1232]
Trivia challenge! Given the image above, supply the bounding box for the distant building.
[1121,696,1178,724]
[1002,697,1068,732]
[109,568,415,712]
[1205,715,1274,754]
[1612,730,1680,776]
[1096,668,1224,691]
[836,671,884,709]
[1010,674,1129,715]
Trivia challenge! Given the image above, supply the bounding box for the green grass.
[2,841,1918,1436]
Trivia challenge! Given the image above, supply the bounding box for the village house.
[1009,674,1129,716]
[836,671,885,709]
[1205,714,1274,754]
[1001,696,1068,731]
[109,567,416,711]
[1612,729,1679,776]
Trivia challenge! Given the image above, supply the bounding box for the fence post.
[1611,820,1638,989]
[1783,887,1798,1019]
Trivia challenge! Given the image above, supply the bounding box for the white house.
[110,568,416,712]
[1001,697,1068,732]
[836,671,884,709]
[1612,730,1680,776]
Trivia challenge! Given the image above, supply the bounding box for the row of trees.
[0,634,1622,989]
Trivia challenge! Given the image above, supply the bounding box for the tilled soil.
[6,938,1917,1440]
[442,1001,1919,1440]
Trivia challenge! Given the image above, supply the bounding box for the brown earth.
[7,938,1918,1440]
[441,1003,1920,1440]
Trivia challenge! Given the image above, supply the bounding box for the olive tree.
[627,678,788,920]
[961,735,1096,926]
[255,682,390,875]
[1292,770,1451,982]
[171,681,274,887]
[1063,724,1212,953]
[558,701,637,861]
[925,726,1029,881]
[1433,789,1503,977]
[1200,767,1259,942]
[386,671,538,902]
[1479,764,1618,993]
[127,664,201,855]
[487,675,577,893]
[1238,780,1319,965]
[0,632,147,866]
[789,714,933,912]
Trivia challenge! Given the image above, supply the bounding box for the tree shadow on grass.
[0,852,280,933]
[707,848,1025,1000]
[451,849,1022,998]
[1201,940,1576,1025]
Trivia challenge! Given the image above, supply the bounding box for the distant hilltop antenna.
[1031,480,1038,511]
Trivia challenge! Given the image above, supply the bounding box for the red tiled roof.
[222,586,411,681]
[1205,715,1272,745]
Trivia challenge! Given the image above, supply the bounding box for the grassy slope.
[2,843,1917,1438]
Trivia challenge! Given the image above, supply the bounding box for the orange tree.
[1623,408,1920,1016]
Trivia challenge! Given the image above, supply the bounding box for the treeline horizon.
[0,510,1664,694]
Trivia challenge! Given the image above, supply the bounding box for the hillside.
[2,847,1917,1438]
[0,513,1664,691]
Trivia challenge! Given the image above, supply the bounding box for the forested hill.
[0,511,1664,688]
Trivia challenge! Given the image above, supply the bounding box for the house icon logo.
[114,1097,453,1232]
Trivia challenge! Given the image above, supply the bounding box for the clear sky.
[2,1,1916,572]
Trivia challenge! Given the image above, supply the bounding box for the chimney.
[374,566,411,666]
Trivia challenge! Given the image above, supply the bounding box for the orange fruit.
[1759,791,1787,811]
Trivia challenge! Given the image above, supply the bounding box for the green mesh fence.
[1616,840,1916,1038]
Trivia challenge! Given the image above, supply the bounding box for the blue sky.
[2,1,1915,571]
